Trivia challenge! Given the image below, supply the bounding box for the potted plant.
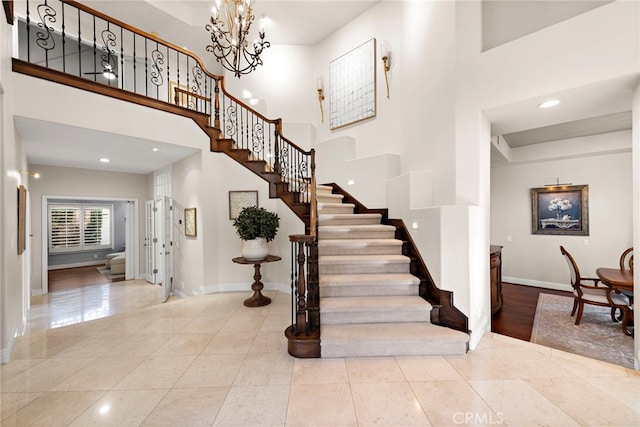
[233,206,280,260]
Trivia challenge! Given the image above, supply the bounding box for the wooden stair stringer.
[206,128,310,227]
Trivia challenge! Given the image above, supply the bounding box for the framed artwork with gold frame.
[531,185,588,236]
[184,207,197,237]
[229,191,258,220]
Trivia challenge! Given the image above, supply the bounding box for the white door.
[162,196,173,302]
[144,200,156,284]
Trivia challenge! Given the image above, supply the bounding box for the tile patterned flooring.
[1,279,639,426]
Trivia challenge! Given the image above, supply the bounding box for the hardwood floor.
[48,265,121,292]
[491,282,572,341]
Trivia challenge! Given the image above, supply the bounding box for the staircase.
[316,185,469,357]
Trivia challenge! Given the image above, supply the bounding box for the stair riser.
[321,341,467,358]
[320,284,419,298]
[321,311,430,324]
[319,230,396,240]
[318,245,403,256]
[318,217,380,226]
[318,206,354,214]
[319,263,410,274]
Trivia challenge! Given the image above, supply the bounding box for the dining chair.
[619,247,634,272]
[560,246,631,327]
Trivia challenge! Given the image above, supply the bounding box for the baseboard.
[48,261,104,271]
[468,315,489,350]
[200,282,290,296]
[0,331,17,364]
[502,276,572,293]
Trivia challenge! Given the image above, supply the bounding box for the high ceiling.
[17,1,636,175]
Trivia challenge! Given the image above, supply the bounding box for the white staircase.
[317,185,469,357]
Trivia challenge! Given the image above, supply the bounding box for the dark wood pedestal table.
[232,255,281,307]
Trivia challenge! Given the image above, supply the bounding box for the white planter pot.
[242,238,268,261]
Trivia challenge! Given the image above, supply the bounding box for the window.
[49,204,113,252]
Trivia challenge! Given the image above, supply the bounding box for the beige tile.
[69,389,168,426]
[396,356,463,381]
[10,334,88,360]
[410,380,499,426]
[202,331,257,355]
[2,390,104,426]
[153,333,212,356]
[0,392,41,421]
[582,375,640,414]
[112,355,196,390]
[286,383,357,426]
[102,333,173,357]
[139,317,194,334]
[0,359,44,384]
[141,387,229,426]
[469,379,580,426]
[345,357,406,383]
[52,357,145,391]
[550,350,630,378]
[351,381,430,426]
[292,358,349,385]
[1,358,94,392]
[249,330,289,354]
[527,377,640,425]
[233,351,294,386]
[52,334,128,359]
[213,385,289,426]
[444,353,520,380]
[174,355,244,388]
[180,315,228,334]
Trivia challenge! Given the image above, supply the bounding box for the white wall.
[632,81,640,370]
[491,137,633,289]
[1,12,29,362]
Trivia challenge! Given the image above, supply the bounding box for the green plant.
[233,206,280,242]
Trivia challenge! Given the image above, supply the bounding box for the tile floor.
[1,280,639,426]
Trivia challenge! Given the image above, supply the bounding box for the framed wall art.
[531,185,589,236]
[184,207,197,237]
[229,191,258,220]
[329,38,376,130]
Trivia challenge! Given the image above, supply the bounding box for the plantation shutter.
[83,207,111,248]
[49,206,82,250]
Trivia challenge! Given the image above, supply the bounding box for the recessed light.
[537,99,561,109]
[99,158,110,163]
[152,147,159,152]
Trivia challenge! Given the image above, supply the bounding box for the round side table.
[232,255,281,307]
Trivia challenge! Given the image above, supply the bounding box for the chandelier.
[205,0,270,78]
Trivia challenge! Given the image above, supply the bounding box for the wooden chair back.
[560,245,581,289]
[619,247,633,272]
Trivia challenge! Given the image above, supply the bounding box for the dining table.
[595,267,634,336]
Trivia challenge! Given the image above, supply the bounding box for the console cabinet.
[490,245,503,314]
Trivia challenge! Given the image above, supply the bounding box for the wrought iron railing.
[11,0,321,356]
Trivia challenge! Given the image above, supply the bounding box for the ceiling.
[17,1,637,176]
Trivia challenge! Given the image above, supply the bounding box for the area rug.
[530,293,633,368]
[96,266,125,281]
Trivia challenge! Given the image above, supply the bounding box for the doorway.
[41,196,139,294]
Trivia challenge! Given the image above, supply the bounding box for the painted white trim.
[41,195,139,295]
[48,261,105,270]
[502,276,572,292]
[468,315,489,350]
[200,282,290,296]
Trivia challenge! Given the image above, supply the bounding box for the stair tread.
[319,255,411,264]
[318,213,381,219]
[321,322,469,343]
[319,224,395,231]
[319,273,420,285]
[319,239,402,247]
[321,296,430,312]
[318,202,355,208]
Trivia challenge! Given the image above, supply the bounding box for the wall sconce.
[381,42,390,99]
[317,77,325,122]
[20,170,40,179]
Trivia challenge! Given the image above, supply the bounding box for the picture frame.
[229,191,258,220]
[531,185,589,236]
[17,185,26,254]
[184,207,197,237]
[329,38,376,130]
